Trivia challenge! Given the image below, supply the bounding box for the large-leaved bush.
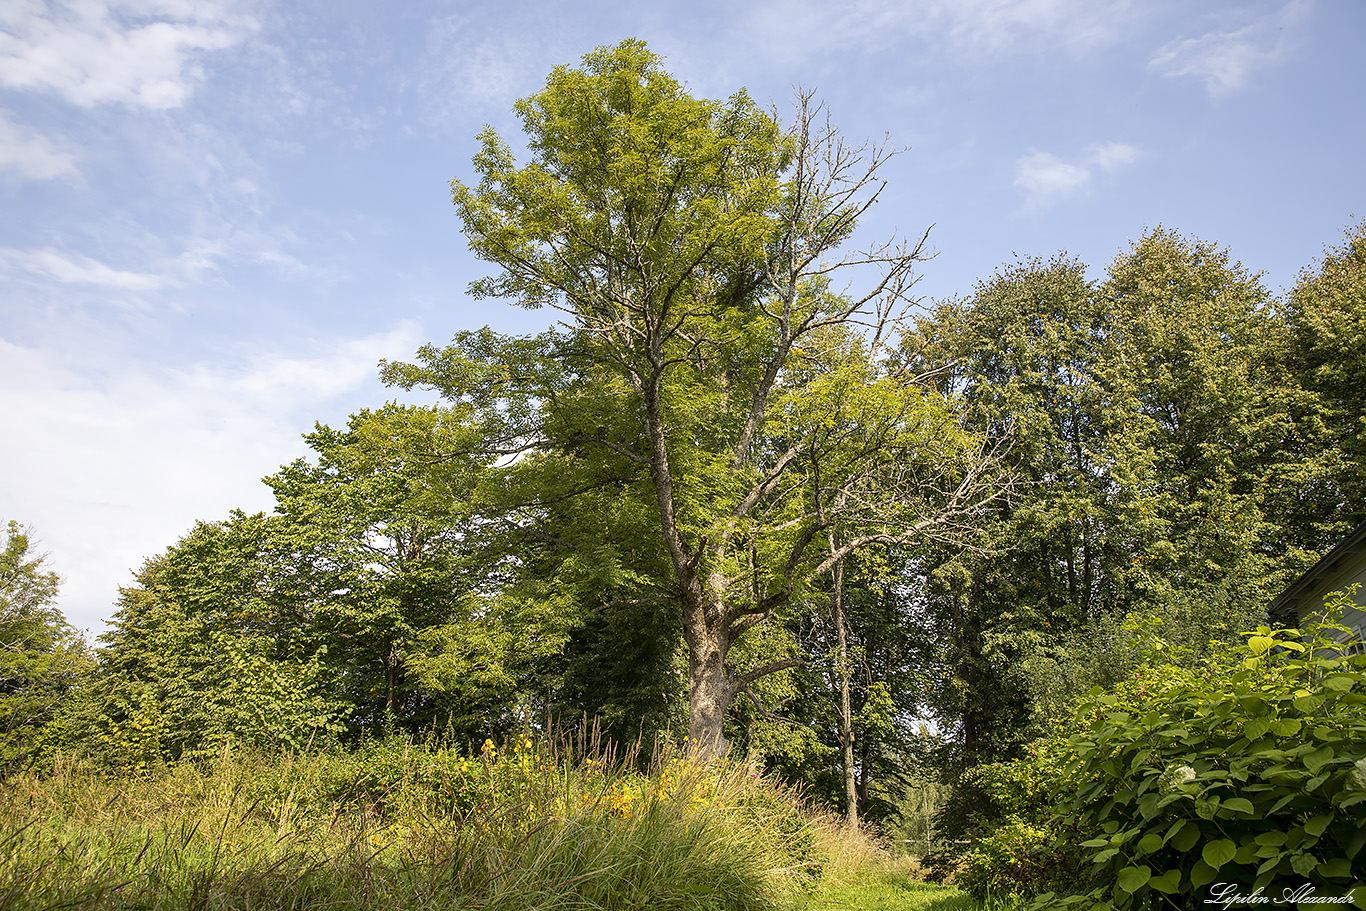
[963,592,1366,909]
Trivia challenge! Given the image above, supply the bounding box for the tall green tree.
[1288,220,1366,542]
[1098,228,1312,622]
[908,256,1112,771]
[261,403,496,733]
[0,521,91,771]
[386,40,999,754]
[909,230,1322,783]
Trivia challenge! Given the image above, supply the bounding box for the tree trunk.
[682,591,732,755]
[833,555,859,829]
[385,642,401,720]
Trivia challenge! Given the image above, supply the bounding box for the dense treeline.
[902,226,1365,843]
[3,41,1364,850]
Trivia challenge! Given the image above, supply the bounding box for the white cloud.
[742,0,1139,65]
[0,109,77,179]
[0,0,254,109]
[1150,26,1272,95]
[1016,152,1090,200]
[1149,0,1307,96]
[1085,141,1140,172]
[0,322,424,634]
[1015,141,1138,206]
[2,246,168,291]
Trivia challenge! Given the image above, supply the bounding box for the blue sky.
[3,0,1362,635]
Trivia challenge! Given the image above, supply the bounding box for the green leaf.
[1305,745,1335,773]
[1172,821,1202,852]
[1291,852,1320,876]
[1202,839,1237,870]
[1190,858,1218,889]
[1268,792,1298,815]
[1321,673,1355,692]
[1137,792,1162,819]
[1136,832,1164,855]
[1318,858,1353,879]
[1220,796,1255,816]
[1271,718,1302,736]
[1347,826,1366,859]
[1294,693,1325,713]
[1148,869,1182,894]
[1116,865,1151,894]
[1305,813,1334,837]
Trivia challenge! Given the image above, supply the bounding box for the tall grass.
[0,735,824,911]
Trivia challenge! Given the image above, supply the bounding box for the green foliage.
[262,403,499,734]
[947,740,1088,897]
[0,521,93,773]
[47,558,347,772]
[957,597,1366,909]
[453,39,784,315]
[1288,220,1366,540]
[908,230,1330,783]
[59,403,561,764]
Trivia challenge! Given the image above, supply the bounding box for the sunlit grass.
[0,737,815,910]
[0,735,997,911]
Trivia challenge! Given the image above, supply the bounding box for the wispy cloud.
[929,0,1140,54]
[3,246,169,291]
[1149,0,1307,96]
[742,0,1140,65]
[0,109,77,179]
[0,0,255,109]
[1015,141,1138,206]
[416,14,551,126]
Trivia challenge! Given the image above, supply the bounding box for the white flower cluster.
[1158,764,1197,795]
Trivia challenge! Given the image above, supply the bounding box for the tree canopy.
[383,39,1000,755]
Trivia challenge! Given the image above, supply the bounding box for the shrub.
[960,595,1366,909]
[948,739,1089,899]
[1046,615,1366,907]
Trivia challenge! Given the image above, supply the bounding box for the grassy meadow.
[0,735,990,911]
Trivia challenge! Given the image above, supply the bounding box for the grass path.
[803,874,1001,911]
